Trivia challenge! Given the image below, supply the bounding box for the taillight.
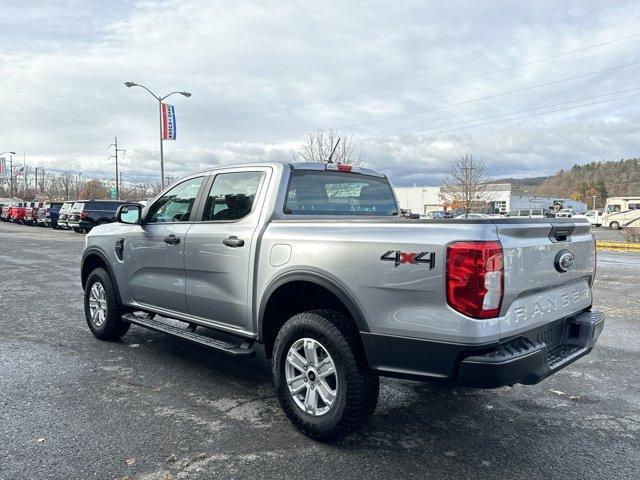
[446,241,504,319]
[81,211,89,219]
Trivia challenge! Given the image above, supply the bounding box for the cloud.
[1,0,640,187]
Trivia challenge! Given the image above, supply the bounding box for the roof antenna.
[327,137,341,164]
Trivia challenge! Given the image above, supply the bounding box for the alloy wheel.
[285,338,338,416]
[88,282,108,327]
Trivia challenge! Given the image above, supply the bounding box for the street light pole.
[124,82,191,189]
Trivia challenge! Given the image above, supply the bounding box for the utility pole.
[593,195,596,210]
[109,137,126,199]
[76,172,83,200]
[23,152,27,197]
[9,155,13,198]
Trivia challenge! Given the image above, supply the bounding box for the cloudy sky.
[2,0,640,186]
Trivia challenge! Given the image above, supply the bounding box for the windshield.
[284,170,398,216]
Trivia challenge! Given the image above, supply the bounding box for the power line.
[446,32,640,84]
[362,86,640,141]
[362,91,640,142]
[210,32,640,144]
[256,59,640,144]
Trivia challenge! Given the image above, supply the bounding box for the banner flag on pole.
[0,158,5,177]
[161,103,177,140]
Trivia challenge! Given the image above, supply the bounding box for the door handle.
[164,234,180,245]
[223,236,245,248]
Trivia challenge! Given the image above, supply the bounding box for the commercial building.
[394,184,587,215]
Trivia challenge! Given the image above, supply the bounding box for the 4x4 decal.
[381,250,435,269]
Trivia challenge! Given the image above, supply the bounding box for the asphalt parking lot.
[591,227,627,242]
[1,222,639,480]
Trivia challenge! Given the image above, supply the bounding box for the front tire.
[84,268,130,340]
[272,310,379,441]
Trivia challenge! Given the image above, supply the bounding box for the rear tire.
[610,221,620,230]
[73,227,83,233]
[84,268,130,340]
[272,309,379,441]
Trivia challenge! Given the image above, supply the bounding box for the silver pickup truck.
[81,161,604,440]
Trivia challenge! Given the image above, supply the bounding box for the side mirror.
[116,204,142,224]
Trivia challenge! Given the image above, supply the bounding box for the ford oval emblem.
[555,250,575,273]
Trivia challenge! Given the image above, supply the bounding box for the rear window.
[88,201,118,210]
[284,170,397,216]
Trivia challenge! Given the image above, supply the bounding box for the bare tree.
[81,179,109,199]
[58,173,74,200]
[151,180,164,197]
[293,129,362,165]
[439,154,491,216]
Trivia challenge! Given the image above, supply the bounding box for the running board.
[122,313,256,356]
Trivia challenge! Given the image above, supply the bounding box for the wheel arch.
[81,248,122,304]
[258,271,369,359]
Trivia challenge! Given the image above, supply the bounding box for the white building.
[394,184,587,215]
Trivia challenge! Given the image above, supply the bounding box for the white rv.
[602,197,640,230]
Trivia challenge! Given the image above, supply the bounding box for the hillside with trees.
[506,158,640,208]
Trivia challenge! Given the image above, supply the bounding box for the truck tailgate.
[496,219,595,339]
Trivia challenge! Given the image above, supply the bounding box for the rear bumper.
[362,310,604,388]
[68,220,91,229]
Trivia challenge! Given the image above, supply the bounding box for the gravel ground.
[0,222,638,480]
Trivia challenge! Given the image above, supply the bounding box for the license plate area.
[523,318,565,349]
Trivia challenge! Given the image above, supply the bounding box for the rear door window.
[284,170,397,216]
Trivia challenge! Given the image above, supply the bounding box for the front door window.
[146,177,204,223]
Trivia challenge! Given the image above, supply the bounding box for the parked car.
[505,208,546,218]
[37,202,64,228]
[56,201,75,229]
[574,210,603,227]
[81,161,603,440]
[1,202,14,221]
[555,208,576,218]
[421,210,450,219]
[67,200,128,233]
[9,202,26,223]
[453,213,493,219]
[24,202,45,225]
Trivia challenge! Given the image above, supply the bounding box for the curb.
[596,241,640,253]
